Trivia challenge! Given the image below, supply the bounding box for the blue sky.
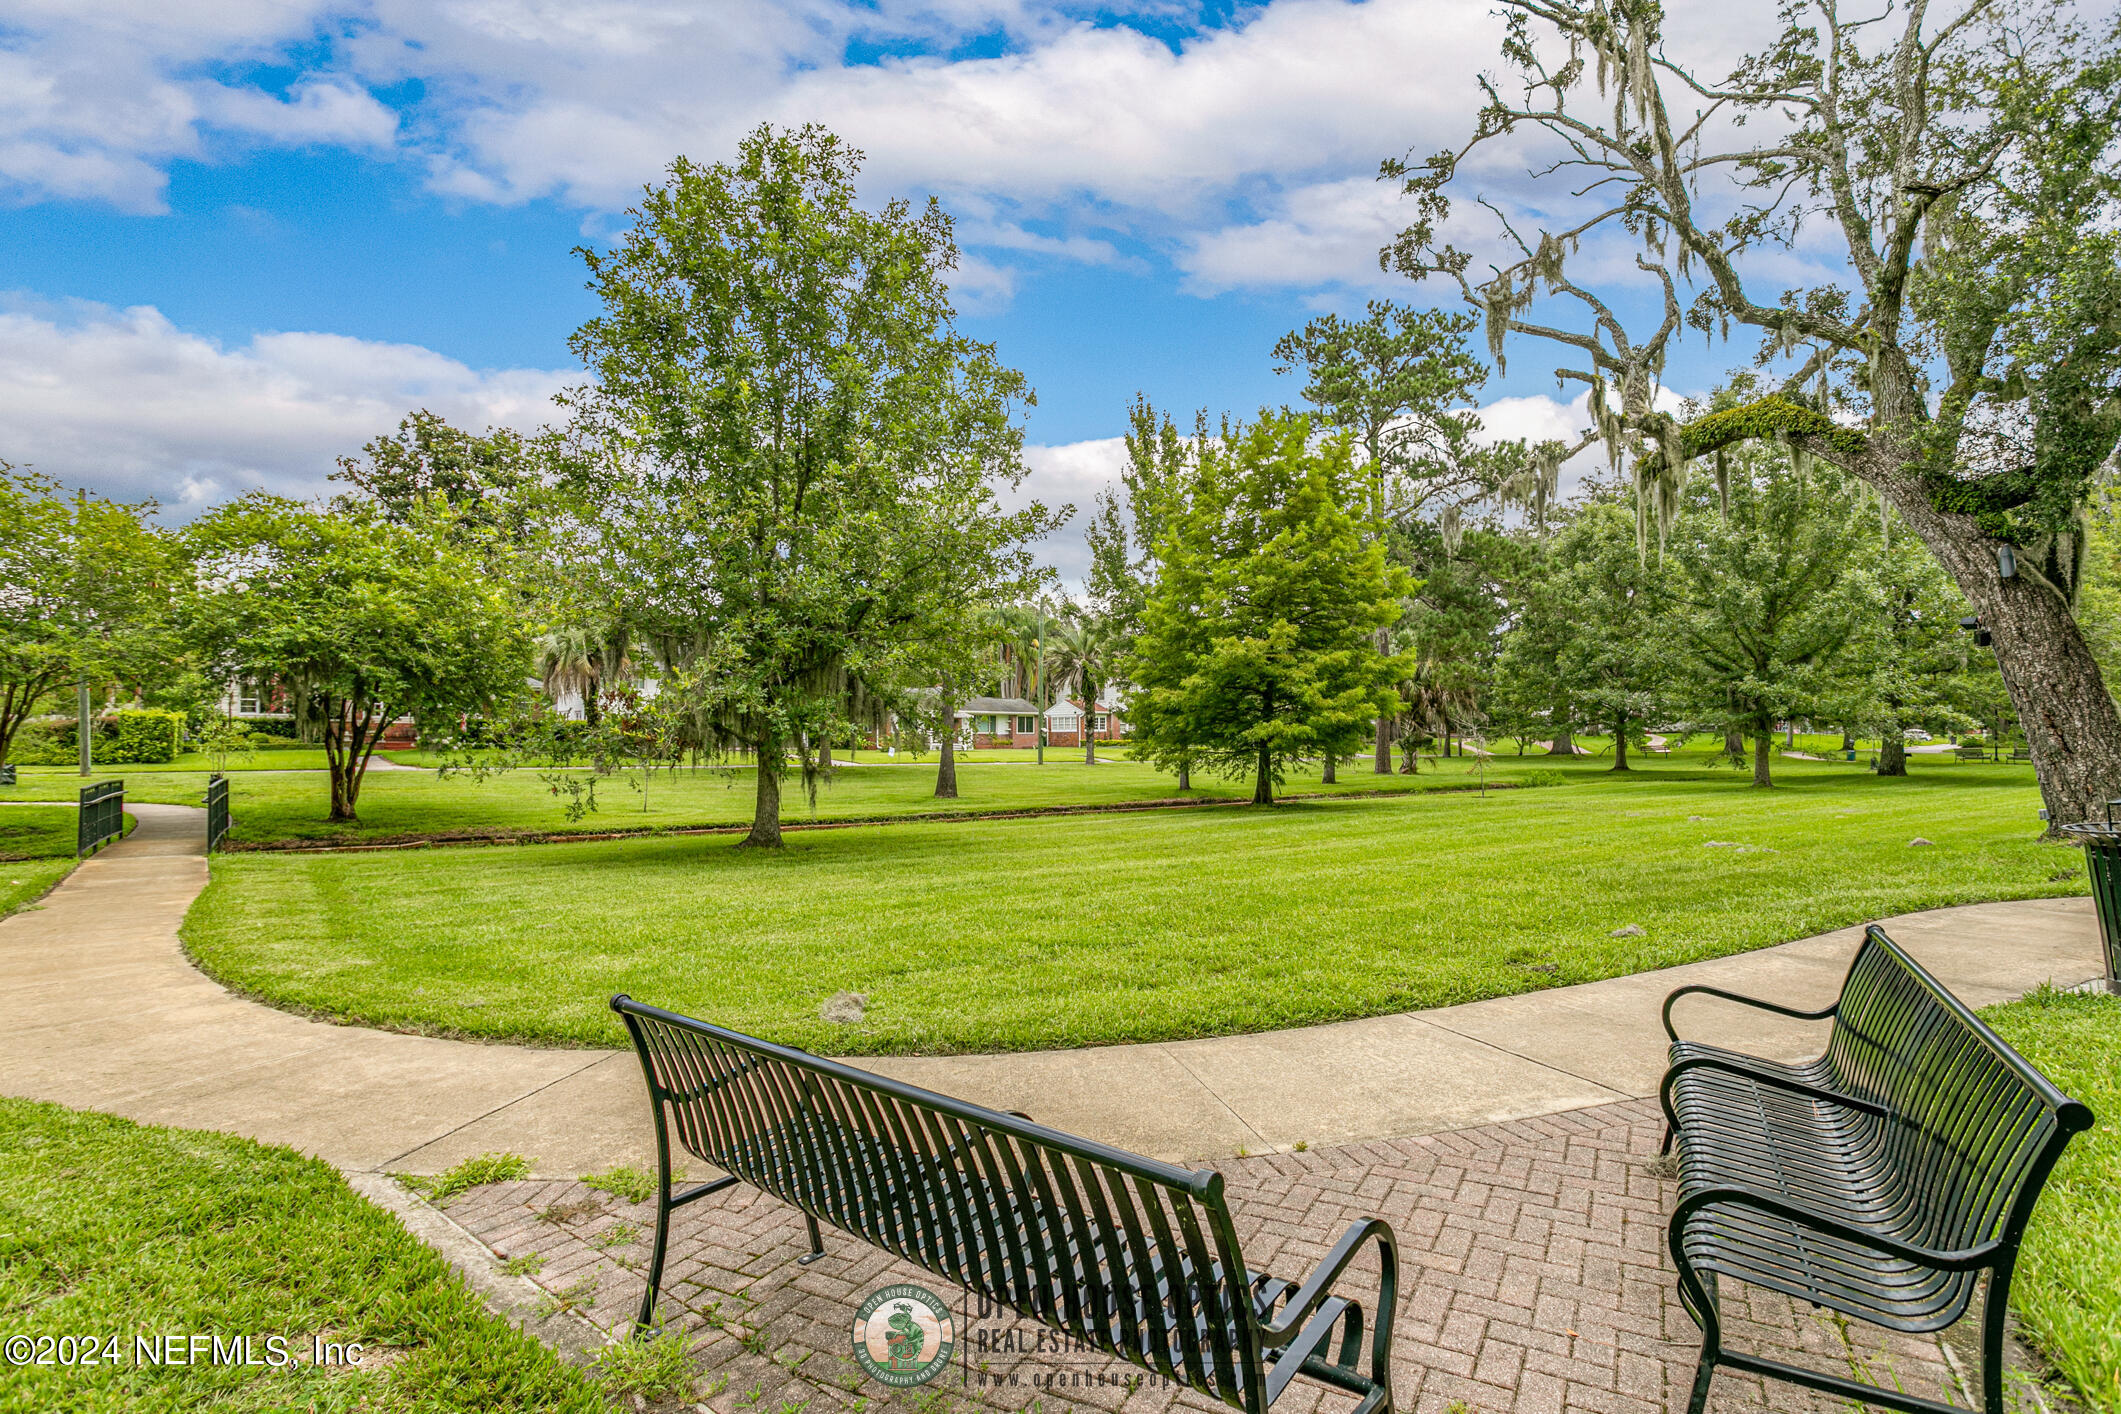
[0,0,1785,584]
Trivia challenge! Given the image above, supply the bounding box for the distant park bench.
[2010,744,2032,762]
[1955,743,1992,762]
[1659,926,2092,1414]
[612,997,1400,1413]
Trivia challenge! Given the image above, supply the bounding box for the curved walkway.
[1,804,2103,1177]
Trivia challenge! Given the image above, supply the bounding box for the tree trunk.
[1611,716,1630,772]
[1752,732,1773,788]
[1786,721,1795,748]
[935,687,958,799]
[1723,729,1743,760]
[744,744,782,847]
[1862,448,2121,831]
[1177,756,1190,791]
[1879,734,1908,776]
[1549,727,1575,756]
[1252,743,1273,805]
[1842,727,1855,751]
[1322,752,1337,783]
[1374,627,1394,773]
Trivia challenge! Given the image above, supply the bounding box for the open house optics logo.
[850,1283,955,1387]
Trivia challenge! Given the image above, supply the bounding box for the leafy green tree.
[1273,302,1489,774]
[1835,531,1998,775]
[1516,499,1676,770]
[1128,412,1412,804]
[1389,0,2121,825]
[1393,523,1517,763]
[557,125,1048,845]
[332,410,531,532]
[1662,447,1873,787]
[0,466,175,771]
[183,496,530,821]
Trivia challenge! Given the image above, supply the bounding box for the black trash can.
[2061,806,2121,988]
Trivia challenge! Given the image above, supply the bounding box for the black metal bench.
[1954,743,1991,762]
[1658,926,2092,1414]
[612,997,1398,1412]
[2010,744,2032,762]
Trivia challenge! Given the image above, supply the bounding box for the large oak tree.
[1388,0,2121,827]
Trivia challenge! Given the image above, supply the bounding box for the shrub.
[8,723,72,766]
[107,709,183,764]
[1522,768,1567,788]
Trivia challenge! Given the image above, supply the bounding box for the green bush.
[10,723,74,766]
[1522,768,1567,787]
[106,709,182,764]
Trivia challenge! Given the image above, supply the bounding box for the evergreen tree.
[1127,412,1411,805]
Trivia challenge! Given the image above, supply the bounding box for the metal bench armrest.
[1255,1221,1391,1348]
[1670,1183,2001,1272]
[1661,1055,1890,1127]
[1257,1218,1398,1385]
[1662,984,1838,1043]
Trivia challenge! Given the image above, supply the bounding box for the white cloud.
[197,78,400,150]
[1015,435,1126,595]
[0,298,571,508]
[1178,176,1407,295]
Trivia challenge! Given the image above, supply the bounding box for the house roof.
[958,696,1040,716]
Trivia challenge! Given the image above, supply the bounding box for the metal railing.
[0,763,14,787]
[205,773,230,853]
[78,779,124,857]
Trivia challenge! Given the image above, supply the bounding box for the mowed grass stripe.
[181,767,2074,1055]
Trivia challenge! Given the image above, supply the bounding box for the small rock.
[1909,837,1935,847]
[819,990,867,1025]
[1609,924,1646,938]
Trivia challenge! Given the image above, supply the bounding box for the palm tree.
[991,599,1059,761]
[1047,613,1119,765]
[537,619,632,726]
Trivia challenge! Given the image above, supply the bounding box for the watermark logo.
[851,1283,954,1388]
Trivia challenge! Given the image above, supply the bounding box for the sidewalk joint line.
[370,1052,615,1173]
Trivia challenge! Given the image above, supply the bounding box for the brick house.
[1042,685,1128,748]
[953,697,1044,748]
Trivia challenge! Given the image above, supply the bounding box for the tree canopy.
[555,124,1054,845]
[1127,412,1412,804]
[182,495,528,821]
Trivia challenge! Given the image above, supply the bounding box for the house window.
[1092,714,1108,732]
[1015,716,1037,733]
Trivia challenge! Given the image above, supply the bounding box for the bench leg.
[1684,1339,1718,1414]
[637,1183,673,1334]
[797,1212,827,1265]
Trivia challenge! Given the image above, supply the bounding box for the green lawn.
[4,754,1550,846]
[0,1097,602,1413]
[0,804,84,917]
[181,761,2071,1055]
[1983,988,2121,1414]
[0,803,78,859]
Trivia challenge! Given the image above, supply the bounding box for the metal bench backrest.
[1820,928,2092,1257]
[614,999,1271,1411]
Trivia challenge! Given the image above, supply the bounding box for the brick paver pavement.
[443,1098,2045,1414]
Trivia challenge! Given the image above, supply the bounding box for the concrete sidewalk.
[0,803,2103,1177]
